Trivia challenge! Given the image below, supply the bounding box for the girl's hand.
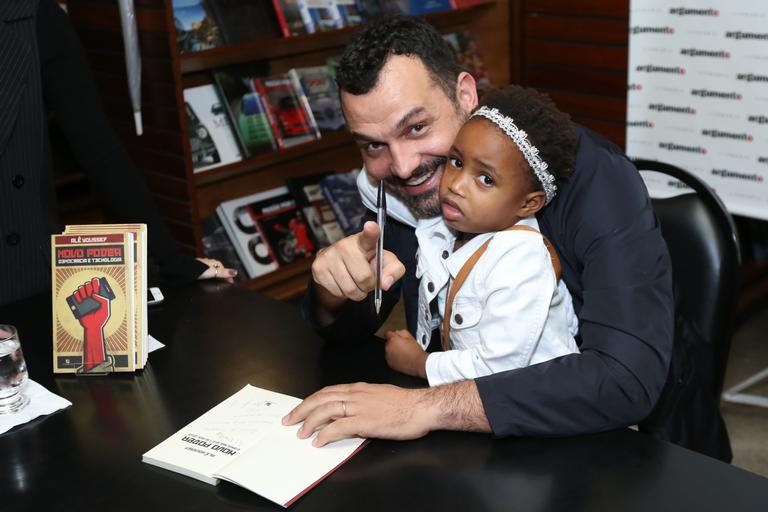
[384,329,428,379]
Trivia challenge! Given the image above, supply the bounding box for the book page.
[143,385,301,484]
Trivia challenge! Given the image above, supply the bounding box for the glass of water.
[0,325,30,414]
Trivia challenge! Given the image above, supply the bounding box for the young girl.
[384,85,580,386]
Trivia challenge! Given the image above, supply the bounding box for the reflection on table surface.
[2,283,768,512]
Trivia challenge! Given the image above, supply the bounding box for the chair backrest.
[633,159,741,398]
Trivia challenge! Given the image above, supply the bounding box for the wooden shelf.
[179,1,498,74]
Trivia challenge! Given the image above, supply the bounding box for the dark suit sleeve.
[475,131,675,437]
[36,0,206,281]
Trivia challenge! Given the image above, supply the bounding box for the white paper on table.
[0,379,72,435]
[148,334,165,353]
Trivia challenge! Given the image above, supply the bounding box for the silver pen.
[375,180,386,315]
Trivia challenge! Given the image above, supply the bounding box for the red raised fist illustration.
[70,277,113,372]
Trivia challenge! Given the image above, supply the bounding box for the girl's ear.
[516,191,547,217]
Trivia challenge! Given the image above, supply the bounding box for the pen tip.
[375,300,381,315]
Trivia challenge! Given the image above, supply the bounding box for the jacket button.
[12,175,25,188]
[427,282,434,292]
[6,233,20,246]
[442,250,449,259]
[454,314,463,325]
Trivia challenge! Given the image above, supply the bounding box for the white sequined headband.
[470,106,557,204]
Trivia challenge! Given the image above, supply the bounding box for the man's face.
[341,55,472,218]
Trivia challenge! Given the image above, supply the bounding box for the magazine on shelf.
[51,230,136,374]
[183,84,243,172]
[286,172,344,247]
[216,189,285,279]
[172,0,222,53]
[272,0,309,37]
[142,384,367,508]
[253,74,320,149]
[214,65,277,157]
[396,0,455,15]
[245,190,316,266]
[320,169,366,236]
[208,0,282,45]
[297,0,343,33]
[287,66,344,132]
[335,0,365,27]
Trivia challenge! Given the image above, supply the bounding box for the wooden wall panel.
[516,0,630,148]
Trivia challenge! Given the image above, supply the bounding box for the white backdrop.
[626,1,768,220]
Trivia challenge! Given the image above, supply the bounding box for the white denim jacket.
[414,216,580,387]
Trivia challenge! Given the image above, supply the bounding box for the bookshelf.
[63,0,510,301]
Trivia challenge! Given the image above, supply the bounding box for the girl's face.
[439,118,545,234]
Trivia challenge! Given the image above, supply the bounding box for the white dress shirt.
[414,216,580,387]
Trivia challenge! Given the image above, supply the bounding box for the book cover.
[286,172,344,247]
[208,0,282,45]
[271,0,309,37]
[247,193,316,266]
[172,0,222,53]
[288,67,345,132]
[396,0,454,15]
[319,169,365,236]
[216,188,290,279]
[214,65,277,157]
[183,84,243,172]
[142,384,367,507]
[51,232,136,374]
[335,0,365,27]
[63,224,148,369]
[442,30,491,93]
[297,0,343,33]
[254,75,320,149]
[200,215,247,283]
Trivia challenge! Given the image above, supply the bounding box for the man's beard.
[385,156,445,219]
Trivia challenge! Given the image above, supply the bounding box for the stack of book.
[205,169,365,280]
[50,224,148,375]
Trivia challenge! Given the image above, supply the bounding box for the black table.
[3,283,768,511]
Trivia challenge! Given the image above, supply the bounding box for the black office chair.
[634,159,741,398]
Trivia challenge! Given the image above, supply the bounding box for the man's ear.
[516,191,547,218]
[455,71,478,114]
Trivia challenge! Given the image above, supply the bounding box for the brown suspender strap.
[440,226,561,351]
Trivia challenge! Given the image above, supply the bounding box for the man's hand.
[311,221,405,312]
[281,380,491,447]
[385,329,428,379]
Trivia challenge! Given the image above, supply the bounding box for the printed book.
[288,66,345,132]
[51,231,136,374]
[286,172,344,247]
[396,0,455,15]
[254,75,320,149]
[142,384,367,507]
[183,84,243,172]
[63,224,149,370]
[320,169,366,236]
[298,0,343,33]
[335,0,365,27]
[244,191,316,266]
[208,0,282,45]
[172,0,222,53]
[272,0,309,37]
[214,65,277,157]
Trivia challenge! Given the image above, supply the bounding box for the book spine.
[288,69,322,140]
[271,0,293,38]
[252,78,287,149]
[320,183,351,233]
[213,73,253,157]
[216,205,259,278]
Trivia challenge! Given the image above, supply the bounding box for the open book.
[142,385,366,507]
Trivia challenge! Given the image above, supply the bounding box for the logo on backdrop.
[737,73,768,83]
[725,31,768,41]
[659,141,707,154]
[702,129,753,141]
[711,169,764,182]
[691,88,742,100]
[748,115,768,125]
[627,120,655,128]
[669,7,719,16]
[649,103,696,114]
[759,157,768,166]
[636,64,686,74]
[631,26,675,34]
[680,48,730,58]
